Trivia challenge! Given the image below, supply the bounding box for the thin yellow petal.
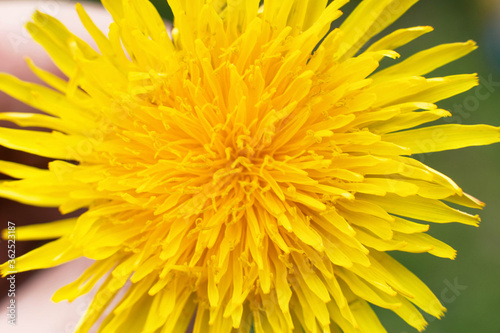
[371,251,447,318]
[395,232,457,259]
[384,124,500,154]
[0,73,94,123]
[0,237,81,276]
[370,74,478,107]
[76,3,116,60]
[445,192,485,209]
[361,193,480,226]
[0,180,68,207]
[0,112,74,133]
[0,160,48,179]
[366,26,434,54]
[338,0,418,60]
[52,256,119,302]
[2,218,76,241]
[373,41,478,80]
[370,109,451,134]
[0,127,91,160]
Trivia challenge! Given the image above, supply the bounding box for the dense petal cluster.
[1,0,498,332]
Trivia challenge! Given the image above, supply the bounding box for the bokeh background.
[0,0,499,332]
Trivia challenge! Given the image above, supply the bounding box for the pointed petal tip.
[413,26,434,32]
[450,250,458,260]
[417,322,429,332]
[466,40,478,48]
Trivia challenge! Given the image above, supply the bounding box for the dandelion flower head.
[1,0,498,332]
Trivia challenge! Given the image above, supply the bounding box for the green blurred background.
[7,0,500,332]
[82,0,500,332]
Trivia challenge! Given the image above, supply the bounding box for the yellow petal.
[384,124,500,154]
[395,232,457,259]
[445,192,485,209]
[371,251,446,318]
[337,0,418,60]
[0,180,68,207]
[26,10,97,76]
[52,255,118,302]
[0,73,93,122]
[366,26,434,55]
[0,237,81,276]
[0,127,91,160]
[76,3,116,61]
[354,228,406,251]
[0,160,48,179]
[389,217,429,234]
[0,112,74,133]
[370,74,478,107]
[361,193,480,226]
[2,218,76,241]
[373,41,477,80]
[370,109,451,134]
[337,269,400,309]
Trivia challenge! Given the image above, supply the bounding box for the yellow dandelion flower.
[1,0,498,332]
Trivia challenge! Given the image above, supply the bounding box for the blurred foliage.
[70,0,500,332]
